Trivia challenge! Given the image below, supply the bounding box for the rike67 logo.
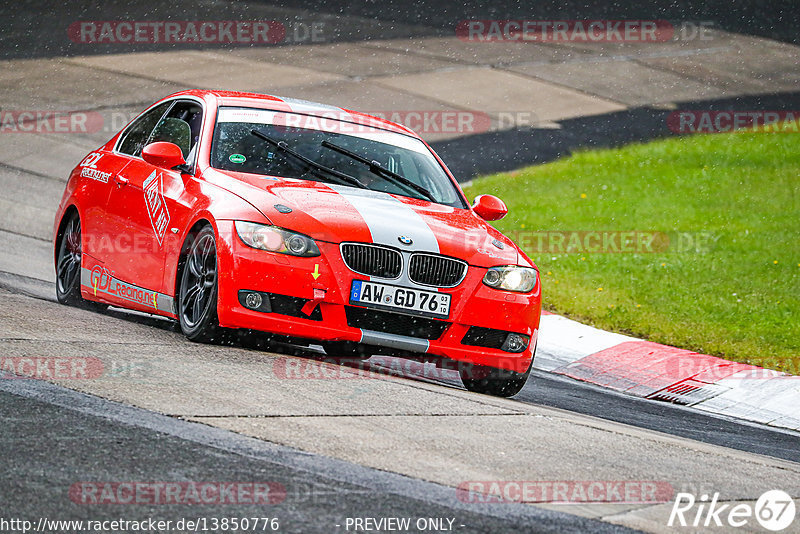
[669,490,796,531]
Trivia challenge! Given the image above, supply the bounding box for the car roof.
[163,89,421,139]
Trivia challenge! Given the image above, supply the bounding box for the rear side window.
[117,102,171,157]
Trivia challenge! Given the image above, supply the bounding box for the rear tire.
[178,226,221,343]
[55,212,83,305]
[54,211,108,312]
[459,357,533,398]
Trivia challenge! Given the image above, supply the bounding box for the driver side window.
[149,101,204,163]
[117,102,171,157]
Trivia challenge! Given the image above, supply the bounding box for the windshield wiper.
[320,141,436,202]
[250,129,368,190]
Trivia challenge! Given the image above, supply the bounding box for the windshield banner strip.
[217,107,427,154]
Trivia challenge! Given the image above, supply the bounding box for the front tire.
[178,226,220,343]
[459,358,533,398]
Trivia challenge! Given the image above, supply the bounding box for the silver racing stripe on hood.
[329,185,439,252]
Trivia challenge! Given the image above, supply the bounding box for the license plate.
[350,280,451,319]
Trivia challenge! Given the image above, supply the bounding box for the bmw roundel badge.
[398,235,413,245]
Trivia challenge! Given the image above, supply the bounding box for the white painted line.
[534,314,635,372]
[536,312,800,432]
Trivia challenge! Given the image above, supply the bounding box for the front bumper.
[214,221,541,373]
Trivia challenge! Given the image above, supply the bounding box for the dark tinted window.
[117,102,171,157]
[211,108,465,208]
[148,101,203,160]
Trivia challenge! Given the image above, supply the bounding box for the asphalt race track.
[1,259,799,532]
[1,382,627,534]
[5,275,800,465]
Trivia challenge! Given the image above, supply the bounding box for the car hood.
[206,169,521,267]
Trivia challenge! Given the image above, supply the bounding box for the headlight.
[482,266,537,293]
[235,221,320,257]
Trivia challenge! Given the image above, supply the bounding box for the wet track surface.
[2,258,799,532]
[5,273,800,467]
[3,385,633,534]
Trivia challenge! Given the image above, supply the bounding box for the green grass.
[463,129,800,373]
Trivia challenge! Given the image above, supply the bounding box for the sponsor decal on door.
[143,170,170,246]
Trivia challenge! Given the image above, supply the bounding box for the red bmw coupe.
[53,90,541,396]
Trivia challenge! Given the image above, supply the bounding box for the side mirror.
[142,142,186,170]
[472,194,507,221]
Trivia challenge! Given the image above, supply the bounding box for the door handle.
[114,174,129,187]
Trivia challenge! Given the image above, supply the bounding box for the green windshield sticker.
[229,154,246,164]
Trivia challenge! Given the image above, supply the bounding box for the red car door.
[102,99,204,310]
[73,149,128,264]
[81,101,170,307]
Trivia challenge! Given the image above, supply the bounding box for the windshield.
[211,106,466,208]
